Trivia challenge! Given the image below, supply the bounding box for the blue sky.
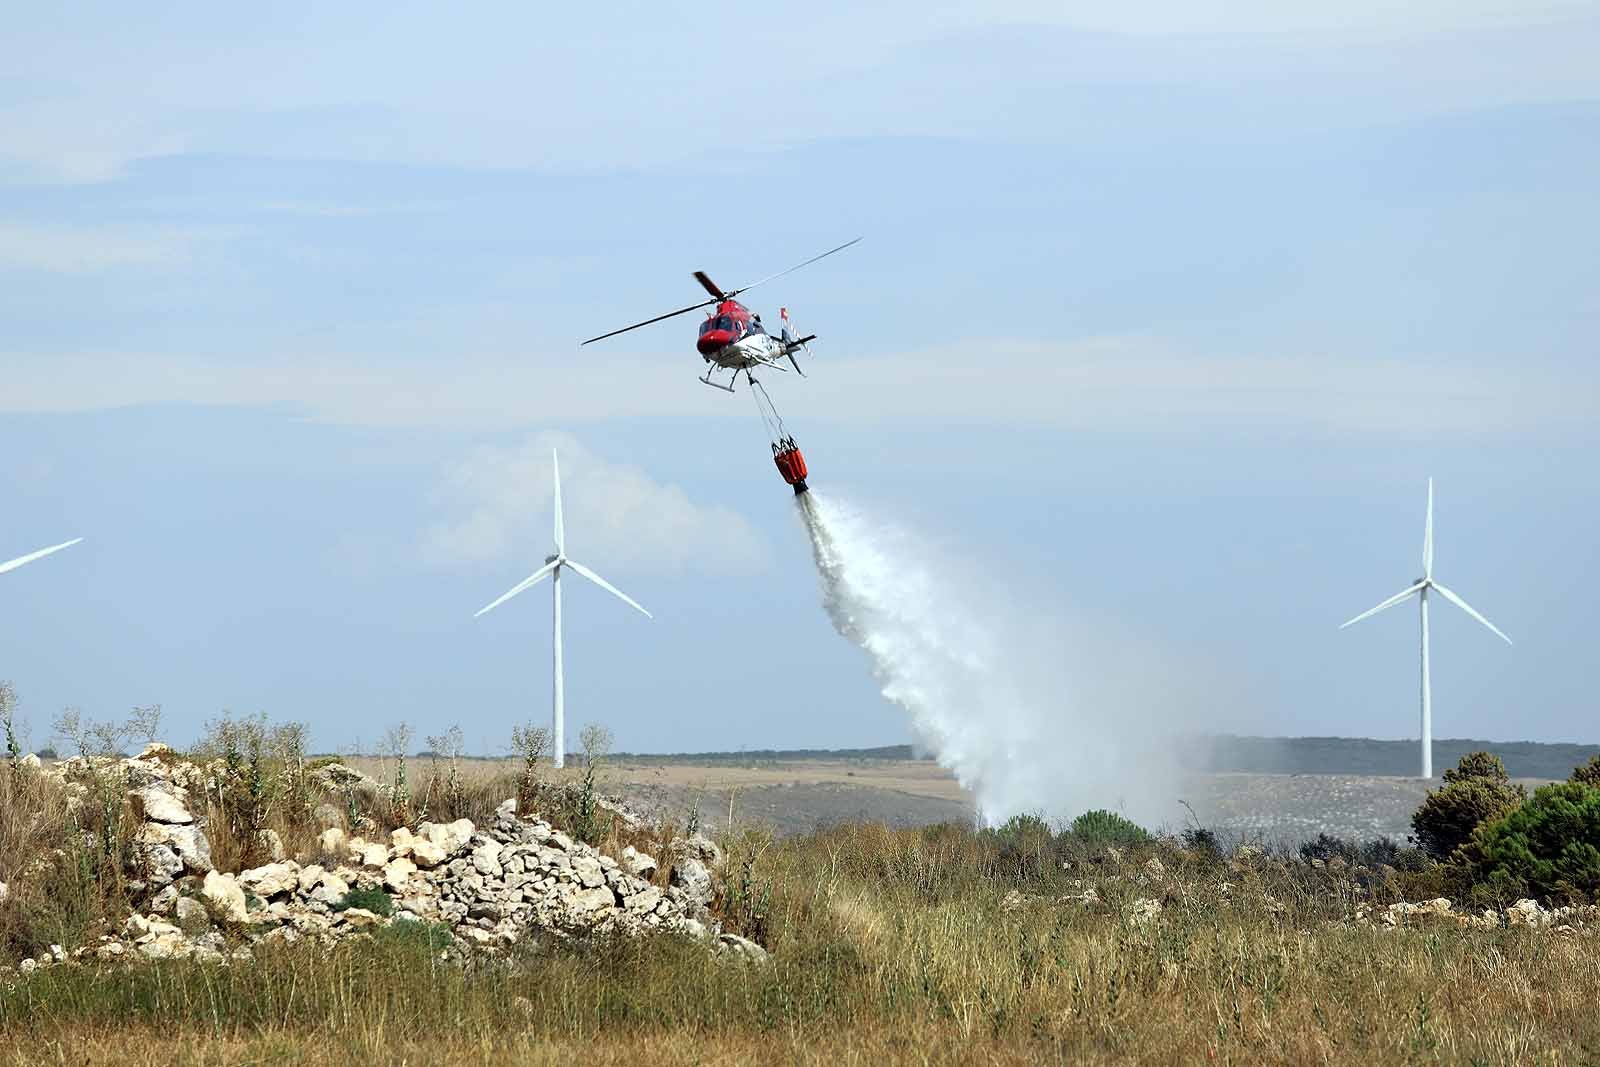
[1,3,1597,754]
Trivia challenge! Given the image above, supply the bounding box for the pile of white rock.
[5,744,765,974]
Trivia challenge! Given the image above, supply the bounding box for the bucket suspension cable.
[749,376,789,446]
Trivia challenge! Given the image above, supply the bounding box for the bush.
[1570,754,1600,788]
[333,886,394,917]
[1068,809,1151,846]
[1467,780,1600,904]
[984,814,1055,879]
[1410,751,1524,860]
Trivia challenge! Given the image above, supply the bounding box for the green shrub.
[1068,809,1151,846]
[333,886,394,917]
[983,814,1055,879]
[1570,755,1600,788]
[1466,780,1600,904]
[1410,751,1524,860]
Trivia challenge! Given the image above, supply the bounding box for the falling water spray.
[796,491,1188,829]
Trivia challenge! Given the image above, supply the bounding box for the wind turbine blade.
[473,560,558,618]
[562,558,652,619]
[1431,582,1513,645]
[1423,477,1434,578]
[0,537,83,576]
[552,448,564,554]
[1339,581,1425,629]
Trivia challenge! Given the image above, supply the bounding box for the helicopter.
[580,238,860,392]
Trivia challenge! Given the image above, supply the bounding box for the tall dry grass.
[3,821,1598,1064]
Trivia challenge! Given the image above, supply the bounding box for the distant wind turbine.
[0,538,83,576]
[473,450,650,768]
[1339,479,1511,779]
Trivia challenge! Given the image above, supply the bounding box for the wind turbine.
[1,538,83,577]
[1339,479,1511,779]
[473,450,650,768]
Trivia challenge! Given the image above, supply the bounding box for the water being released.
[797,491,1186,829]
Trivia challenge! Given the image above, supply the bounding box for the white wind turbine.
[1,538,83,577]
[473,450,650,769]
[1339,479,1511,779]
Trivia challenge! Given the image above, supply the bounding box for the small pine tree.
[1411,751,1524,861]
[1467,781,1600,903]
[1070,809,1151,846]
[1569,754,1600,789]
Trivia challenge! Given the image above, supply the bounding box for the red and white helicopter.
[580,238,860,393]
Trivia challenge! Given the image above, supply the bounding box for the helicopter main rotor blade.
[580,297,719,346]
[726,237,862,299]
[693,271,726,300]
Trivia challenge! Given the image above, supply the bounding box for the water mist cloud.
[798,491,1223,829]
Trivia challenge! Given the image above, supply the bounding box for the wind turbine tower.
[1339,479,1511,779]
[474,450,650,768]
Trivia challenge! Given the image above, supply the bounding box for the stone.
[384,857,417,893]
[18,959,37,976]
[623,885,662,913]
[570,855,604,889]
[621,846,658,880]
[309,762,378,791]
[670,856,714,912]
[201,870,248,924]
[1507,898,1550,928]
[419,819,476,856]
[139,843,184,887]
[317,827,347,858]
[175,896,211,934]
[716,933,769,963]
[148,884,180,915]
[19,753,41,770]
[0,881,7,906]
[340,907,384,929]
[137,822,213,873]
[239,861,301,899]
[390,827,416,857]
[471,840,504,877]
[567,886,616,915]
[409,838,447,869]
[128,783,193,825]
[297,864,328,893]
[546,831,574,853]
[359,843,390,869]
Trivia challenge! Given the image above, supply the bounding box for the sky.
[1,3,1597,756]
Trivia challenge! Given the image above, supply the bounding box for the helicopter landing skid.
[698,369,738,392]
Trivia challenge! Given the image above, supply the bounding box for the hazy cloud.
[421,431,771,576]
[0,223,200,273]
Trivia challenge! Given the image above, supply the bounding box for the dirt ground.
[375,755,1555,844]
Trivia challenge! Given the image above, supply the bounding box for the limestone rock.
[148,884,179,915]
[239,861,300,899]
[409,838,447,869]
[570,855,604,889]
[390,827,416,857]
[670,856,714,912]
[137,822,213,874]
[19,753,41,770]
[139,843,184,887]
[318,827,347,858]
[384,857,417,893]
[471,840,504,877]
[716,933,769,963]
[1507,899,1550,928]
[297,864,328,893]
[623,885,662,913]
[309,762,378,792]
[128,783,193,825]
[201,871,248,924]
[340,907,384,929]
[359,843,390,869]
[418,819,475,856]
[620,846,657,880]
[567,886,616,916]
